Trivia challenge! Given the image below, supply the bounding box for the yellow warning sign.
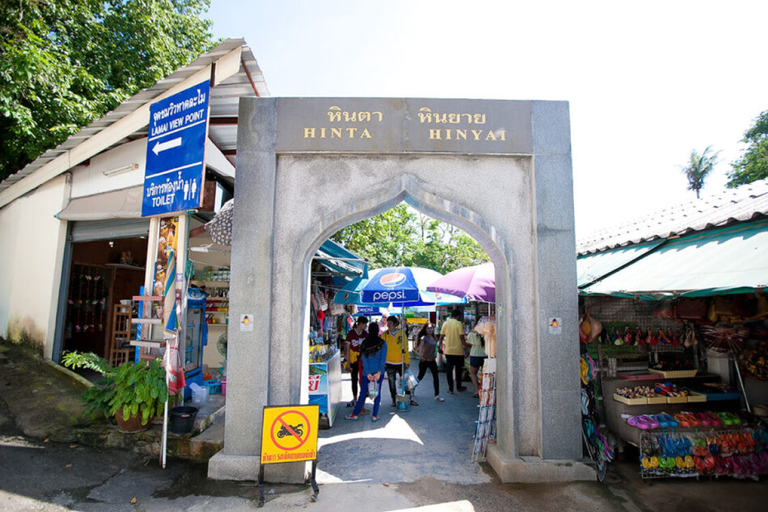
[260,405,319,465]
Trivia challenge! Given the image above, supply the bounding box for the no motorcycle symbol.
[270,410,310,451]
[260,405,319,464]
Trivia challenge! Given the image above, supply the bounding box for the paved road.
[2,342,768,511]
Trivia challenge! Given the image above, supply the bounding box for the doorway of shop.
[53,215,150,368]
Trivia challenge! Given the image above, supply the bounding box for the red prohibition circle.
[270,410,311,451]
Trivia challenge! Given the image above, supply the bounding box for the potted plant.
[62,352,168,433]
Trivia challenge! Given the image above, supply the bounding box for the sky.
[206,0,767,239]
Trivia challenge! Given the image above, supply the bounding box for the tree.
[680,146,720,199]
[331,204,489,274]
[727,109,768,188]
[0,0,216,182]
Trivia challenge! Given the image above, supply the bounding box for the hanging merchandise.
[472,358,497,462]
[579,308,602,344]
[474,316,496,357]
[638,428,768,479]
[580,350,612,482]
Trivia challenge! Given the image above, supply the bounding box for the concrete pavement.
[2,339,768,511]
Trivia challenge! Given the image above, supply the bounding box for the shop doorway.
[210,97,586,484]
[54,220,149,364]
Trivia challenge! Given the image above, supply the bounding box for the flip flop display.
[638,429,767,479]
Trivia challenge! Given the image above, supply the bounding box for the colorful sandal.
[674,413,691,427]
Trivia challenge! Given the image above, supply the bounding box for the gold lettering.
[445,129,452,140]
[485,131,497,141]
[456,129,467,140]
[346,128,357,137]
[331,128,342,138]
[304,128,316,138]
[499,130,506,141]
[320,128,327,138]
[429,129,441,140]
[360,128,372,139]
[471,129,483,140]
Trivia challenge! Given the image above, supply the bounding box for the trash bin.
[169,406,198,434]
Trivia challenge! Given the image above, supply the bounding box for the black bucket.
[169,406,198,434]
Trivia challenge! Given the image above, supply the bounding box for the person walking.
[414,322,444,402]
[439,309,467,394]
[345,322,387,422]
[382,316,418,407]
[344,316,368,410]
[467,322,487,398]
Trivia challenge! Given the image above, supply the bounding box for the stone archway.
[208,98,592,483]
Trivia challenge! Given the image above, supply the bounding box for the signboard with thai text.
[142,81,210,217]
[260,405,319,465]
[275,98,533,154]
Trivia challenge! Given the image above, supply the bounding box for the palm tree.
[681,146,720,199]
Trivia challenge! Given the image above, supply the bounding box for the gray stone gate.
[208,97,592,483]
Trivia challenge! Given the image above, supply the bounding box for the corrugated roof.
[580,219,768,298]
[577,239,665,288]
[0,38,269,200]
[577,179,768,255]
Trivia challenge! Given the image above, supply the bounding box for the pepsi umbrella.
[360,267,465,307]
[426,262,495,302]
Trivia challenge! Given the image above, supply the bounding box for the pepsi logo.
[380,272,407,288]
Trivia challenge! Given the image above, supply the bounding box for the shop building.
[0,38,267,380]
[576,182,768,480]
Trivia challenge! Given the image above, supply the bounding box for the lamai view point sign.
[142,81,210,217]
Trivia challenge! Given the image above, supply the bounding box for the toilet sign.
[142,81,210,217]
[260,405,319,464]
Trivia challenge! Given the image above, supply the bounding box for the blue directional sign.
[142,81,210,217]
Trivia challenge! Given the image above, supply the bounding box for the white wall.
[70,139,147,197]
[0,175,70,357]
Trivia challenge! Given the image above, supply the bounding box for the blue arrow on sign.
[142,81,210,217]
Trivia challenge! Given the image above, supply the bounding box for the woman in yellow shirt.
[382,316,418,407]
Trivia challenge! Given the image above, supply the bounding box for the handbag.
[368,379,379,399]
[404,370,419,392]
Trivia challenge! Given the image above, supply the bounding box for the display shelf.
[603,374,737,449]
[105,263,145,271]
[192,280,230,288]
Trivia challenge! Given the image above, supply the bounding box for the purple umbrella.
[426,262,495,302]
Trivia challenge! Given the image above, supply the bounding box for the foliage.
[331,203,489,274]
[0,0,216,181]
[680,146,719,199]
[727,109,768,188]
[62,351,168,426]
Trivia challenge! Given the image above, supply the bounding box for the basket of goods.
[654,382,691,403]
[614,385,663,405]
[649,358,697,379]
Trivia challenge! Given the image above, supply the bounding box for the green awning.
[577,239,665,288]
[581,220,768,299]
[314,240,368,278]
